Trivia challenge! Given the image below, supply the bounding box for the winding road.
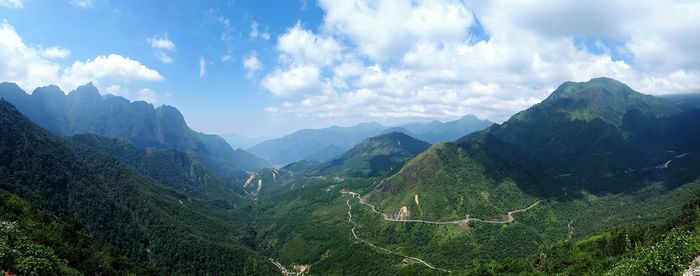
[341,190,541,273]
[345,198,450,273]
[341,191,540,225]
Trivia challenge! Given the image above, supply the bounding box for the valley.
[2,77,700,275]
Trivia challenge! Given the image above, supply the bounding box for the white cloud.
[0,22,61,90]
[0,22,164,93]
[154,52,173,64]
[0,0,23,8]
[243,52,262,78]
[137,88,159,104]
[250,20,270,40]
[148,34,175,51]
[262,64,321,97]
[61,54,163,88]
[148,34,175,64]
[70,0,93,9]
[260,0,700,126]
[42,47,71,59]
[104,85,160,105]
[318,0,473,61]
[199,57,206,78]
[276,22,342,66]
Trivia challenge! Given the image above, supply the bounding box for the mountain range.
[247,116,492,166]
[0,82,270,180]
[3,77,700,275]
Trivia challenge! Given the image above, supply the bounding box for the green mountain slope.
[0,190,147,275]
[372,77,695,219]
[71,134,246,200]
[318,132,431,177]
[370,136,562,220]
[0,100,276,274]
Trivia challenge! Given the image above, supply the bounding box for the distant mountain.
[303,143,351,163]
[249,116,491,166]
[0,100,276,274]
[399,115,493,143]
[0,82,270,180]
[661,93,700,112]
[221,132,270,149]
[248,122,386,166]
[371,77,698,220]
[318,132,431,177]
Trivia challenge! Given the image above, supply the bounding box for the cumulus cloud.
[42,47,71,59]
[148,34,175,64]
[243,52,262,78]
[149,34,175,51]
[260,0,700,125]
[262,64,321,97]
[61,54,163,88]
[0,0,22,8]
[0,22,61,90]
[0,22,163,94]
[318,0,473,61]
[277,22,342,66]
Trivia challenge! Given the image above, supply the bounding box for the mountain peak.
[70,82,101,100]
[529,77,678,126]
[317,131,430,177]
[549,77,631,101]
[33,85,64,98]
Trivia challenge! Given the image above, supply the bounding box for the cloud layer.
[0,22,164,103]
[260,0,700,125]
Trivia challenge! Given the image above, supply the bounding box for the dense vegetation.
[0,100,276,275]
[71,134,245,200]
[0,190,147,275]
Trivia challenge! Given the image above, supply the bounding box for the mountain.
[399,115,493,143]
[221,132,270,149]
[303,144,352,163]
[0,82,270,179]
[478,77,680,187]
[71,134,246,200]
[249,116,491,167]
[248,122,386,166]
[370,77,697,219]
[318,132,431,177]
[0,100,276,274]
[662,93,700,112]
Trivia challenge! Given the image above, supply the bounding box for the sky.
[1,0,699,138]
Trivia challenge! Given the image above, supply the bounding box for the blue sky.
[1,0,699,138]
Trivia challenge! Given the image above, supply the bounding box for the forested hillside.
[0,100,276,275]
